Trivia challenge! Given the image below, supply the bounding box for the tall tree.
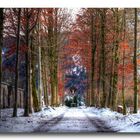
[38,21,43,110]
[23,9,40,116]
[24,8,30,116]
[90,9,97,106]
[47,8,56,106]
[112,8,119,110]
[107,10,116,108]
[13,8,21,117]
[0,8,3,118]
[100,9,106,107]
[133,8,138,113]
[122,9,127,115]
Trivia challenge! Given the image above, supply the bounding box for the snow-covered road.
[1,106,140,133]
[34,108,116,133]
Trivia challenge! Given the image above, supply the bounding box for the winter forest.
[0,8,140,133]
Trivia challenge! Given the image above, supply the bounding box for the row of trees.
[0,8,72,117]
[0,8,139,117]
[74,8,139,114]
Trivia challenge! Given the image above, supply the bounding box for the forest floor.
[0,106,140,133]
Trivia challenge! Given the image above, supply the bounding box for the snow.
[0,106,67,133]
[83,107,140,132]
[1,106,140,133]
[45,108,97,133]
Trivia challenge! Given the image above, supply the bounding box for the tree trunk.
[0,8,3,118]
[24,9,30,116]
[47,9,55,106]
[122,49,126,115]
[97,42,101,107]
[44,62,49,106]
[107,45,114,107]
[47,8,58,106]
[54,8,59,106]
[112,8,119,111]
[30,36,40,112]
[13,8,21,117]
[38,43,42,109]
[41,47,49,106]
[100,9,106,107]
[133,8,138,113]
[122,9,126,115]
[90,9,97,106]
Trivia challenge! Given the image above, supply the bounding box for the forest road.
[34,108,117,133]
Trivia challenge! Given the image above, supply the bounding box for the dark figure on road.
[65,86,78,107]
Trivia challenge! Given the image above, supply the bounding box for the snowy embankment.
[0,106,67,133]
[83,107,140,132]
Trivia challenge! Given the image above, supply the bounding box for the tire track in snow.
[83,110,117,132]
[33,108,117,133]
[34,108,97,133]
[33,112,66,133]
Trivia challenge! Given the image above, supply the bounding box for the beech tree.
[133,8,138,113]
[13,8,21,117]
[100,9,106,107]
[22,8,40,116]
[121,9,127,115]
[90,9,97,106]
[112,8,119,110]
[0,8,3,118]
